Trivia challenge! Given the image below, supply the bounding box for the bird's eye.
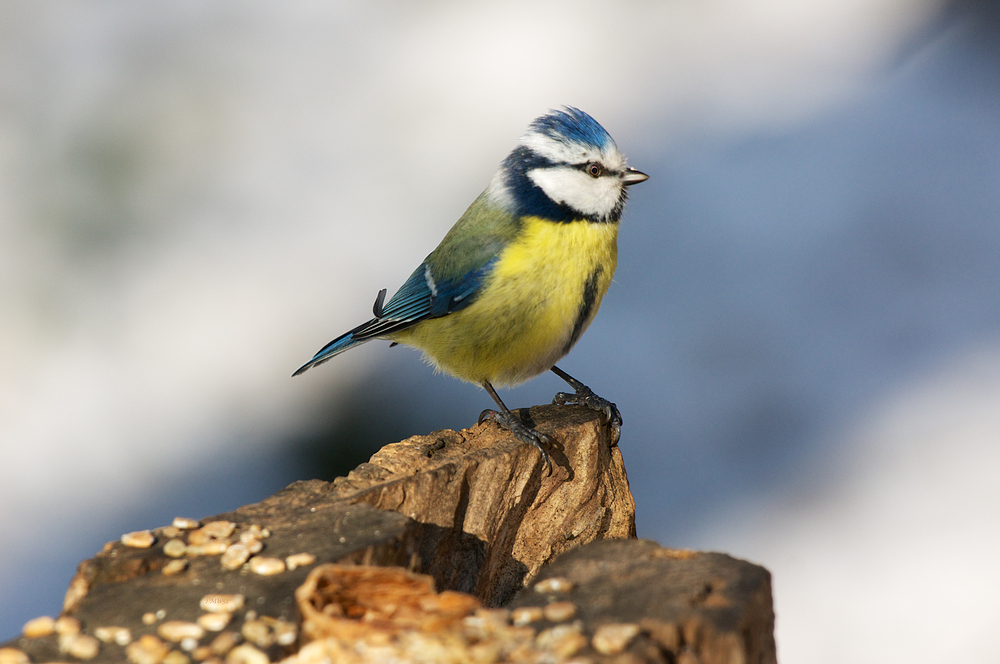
[587,163,603,178]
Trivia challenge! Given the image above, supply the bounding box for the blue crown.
[529,107,613,151]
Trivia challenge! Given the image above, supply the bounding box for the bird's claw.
[552,386,622,445]
[479,409,553,474]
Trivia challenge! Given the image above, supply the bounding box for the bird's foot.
[479,409,552,474]
[552,384,622,444]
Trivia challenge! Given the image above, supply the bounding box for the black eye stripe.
[572,162,617,177]
[500,145,624,223]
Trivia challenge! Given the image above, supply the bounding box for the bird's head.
[489,107,648,224]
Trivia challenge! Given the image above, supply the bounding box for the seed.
[164,540,188,558]
[163,559,188,576]
[248,557,285,576]
[244,539,263,554]
[0,648,29,664]
[164,651,191,664]
[284,553,315,571]
[225,644,269,664]
[142,613,157,625]
[272,620,296,646]
[95,626,132,646]
[160,526,184,538]
[240,620,272,648]
[202,540,229,556]
[121,530,156,548]
[192,646,212,660]
[536,623,587,658]
[543,601,577,622]
[209,631,241,656]
[592,623,641,655]
[534,577,575,594]
[181,637,199,652]
[159,621,205,643]
[187,531,209,547]
[511,606,544,626]
[197,613,231,632]
[464,608,510,637]
[201,521,236,539]
[239,525,267,543]
[63,574,89,614]
[66,634,101,659]
[55,616,81,636]
[174,517,201,529]
[22,616,55,638]
[200,594,245,613]
[220,544,250,570]
[126,634,170,664]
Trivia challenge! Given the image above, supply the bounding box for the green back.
[425,191,521,280]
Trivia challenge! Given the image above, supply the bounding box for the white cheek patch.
[527,167,621,219]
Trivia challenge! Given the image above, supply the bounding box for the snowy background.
[2,1,1000,661]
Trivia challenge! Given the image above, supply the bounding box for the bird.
[294,107,648,469]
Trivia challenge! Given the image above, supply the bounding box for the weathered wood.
[327,403,636,605]
[508,539,778,664]
[1,405,636,663]
[284,541,776,664]
[0,405,776,664]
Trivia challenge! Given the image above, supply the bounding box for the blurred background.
[2,0,999,661]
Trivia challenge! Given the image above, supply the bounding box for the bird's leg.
[550,365,622,443]
[479,381,552,473]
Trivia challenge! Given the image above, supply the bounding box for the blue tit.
[294,107,648,469]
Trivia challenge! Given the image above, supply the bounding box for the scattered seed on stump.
[126,634,170,664]
[592,623,641,655]
[63,634,101,660]
[209,631,241,656]
[55,616,81,636]
[22,616,55,638]
[198,612,232,632]
[158,621,205,643]
[94,626,132,646]
[534,577,575,594]
[225,643,269,664]
[200,594,245,614]
[221,544,250,570]
[241,620,272,648]
[511,607,544,626]
[0,648,29,664]
[248,557,285,576]
[284,553,315,570]
[536,623,587,658]
[543,601,577,622]
[121,530,156,548]
[163,559,188,576]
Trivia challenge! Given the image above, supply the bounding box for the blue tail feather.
[291,323,373,376]
[293,258,494,377]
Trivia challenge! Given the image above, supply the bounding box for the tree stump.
[0,405,776,664]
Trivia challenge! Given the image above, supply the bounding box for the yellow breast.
[392,216,618,386]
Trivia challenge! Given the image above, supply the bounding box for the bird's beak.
[621,167,649,186]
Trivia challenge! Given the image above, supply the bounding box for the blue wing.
[292,258,496,376]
